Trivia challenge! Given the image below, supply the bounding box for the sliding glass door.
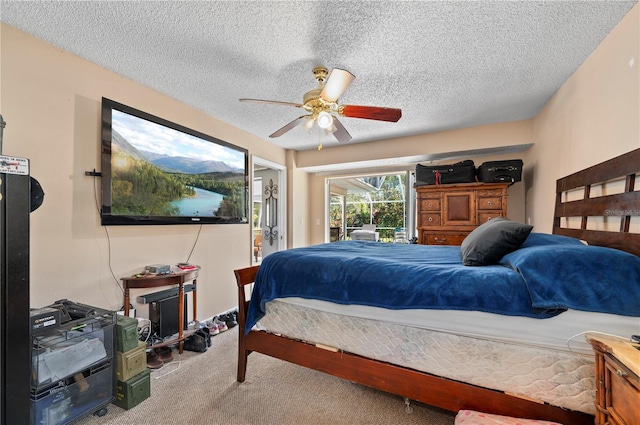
[328,171,413,242]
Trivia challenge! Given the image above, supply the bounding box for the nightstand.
[586,333,640,425]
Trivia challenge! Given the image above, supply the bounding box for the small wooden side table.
[121,267,200,354]
[586,333,640,425]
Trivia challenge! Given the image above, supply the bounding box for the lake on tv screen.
[170,186,224,216]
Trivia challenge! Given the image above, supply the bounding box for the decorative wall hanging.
[264,178,278,246]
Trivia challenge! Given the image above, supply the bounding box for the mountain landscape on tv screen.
[112,130,243,174]
[110,130,245,218]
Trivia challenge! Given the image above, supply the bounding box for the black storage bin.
[415,160,476,186]
[477,160,523,184]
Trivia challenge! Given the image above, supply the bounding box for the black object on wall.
[29,177,44,212]
[0,171,32,425]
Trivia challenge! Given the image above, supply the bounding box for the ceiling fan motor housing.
[312,66,328,83]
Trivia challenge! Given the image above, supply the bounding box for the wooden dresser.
[586,333,640,425]
[416,182,509,245]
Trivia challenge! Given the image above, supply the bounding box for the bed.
[234,148,640,424]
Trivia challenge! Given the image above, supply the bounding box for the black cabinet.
[1,171,32,425]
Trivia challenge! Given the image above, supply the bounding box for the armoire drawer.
[476,188,504,197]
[477,197,502,210]
[420,213,441,226]
[478,211,504,224]
[420,198,441,211]
[426,233,468,246]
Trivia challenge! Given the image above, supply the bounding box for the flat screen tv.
[100,97,249,225]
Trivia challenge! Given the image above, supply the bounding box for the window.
[330,173,409,242]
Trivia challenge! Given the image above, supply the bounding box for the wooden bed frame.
[234,148,639,424]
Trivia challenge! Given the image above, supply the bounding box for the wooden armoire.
[416,182,510,245]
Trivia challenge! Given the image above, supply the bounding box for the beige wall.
[528,3,639,232]
[285,149,311,248]
[0,24,287,320]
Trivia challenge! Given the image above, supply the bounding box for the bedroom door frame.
[251,156,286,264]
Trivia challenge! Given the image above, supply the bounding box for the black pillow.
[460,217,533,266]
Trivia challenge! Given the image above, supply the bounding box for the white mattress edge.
[274,297,640,355]
[258,299,597,414]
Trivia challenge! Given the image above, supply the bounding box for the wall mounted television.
[100,97,249,225]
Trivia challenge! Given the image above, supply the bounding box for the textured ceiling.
[1,1,637,152]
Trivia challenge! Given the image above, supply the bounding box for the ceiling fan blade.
[340,105,402,122]
[240,98,303,108]
[332,118,352,143]
[320,68,355,103]
[269,116,309,138]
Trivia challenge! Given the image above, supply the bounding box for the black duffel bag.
[477,160,523,184]
[415,160,476,186]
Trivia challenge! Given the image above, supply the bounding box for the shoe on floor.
[155,346,174,363]
[146,350,164,369]
[199,327,212,347]
[213,317,228,332]
[205,320,220,335]
[183,330,208,352]
[218,312,237,328]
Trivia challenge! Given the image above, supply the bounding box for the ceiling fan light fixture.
[321,68,355,102]
[303,117,315,132]
[317,111,333,129]
[322,129,333,137]
[322,122,337,136]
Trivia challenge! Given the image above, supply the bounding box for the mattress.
[275,297,640,355]
[254,298,625,414]
[246,239,640,332]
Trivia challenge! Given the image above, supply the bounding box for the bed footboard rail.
[244,330,594,425]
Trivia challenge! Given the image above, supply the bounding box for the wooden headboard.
[554,148,640,256]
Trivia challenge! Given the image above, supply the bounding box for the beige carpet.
[76,326,456,425]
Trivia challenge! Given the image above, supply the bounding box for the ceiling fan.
[240,66,402,145]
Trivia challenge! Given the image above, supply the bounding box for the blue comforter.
[245,239,640,333]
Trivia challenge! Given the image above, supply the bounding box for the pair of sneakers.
[203,311,238,334]
[218,311,238,329]
[213,316,229,332]
[206,318,226,334]
[184,327,211,353]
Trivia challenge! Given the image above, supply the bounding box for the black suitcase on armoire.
[415,160,476,186]
[477,160,523,184]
